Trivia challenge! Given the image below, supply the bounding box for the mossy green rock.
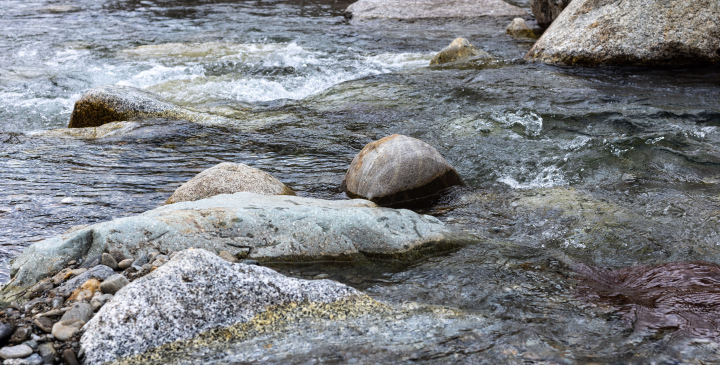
[429,38,493,65]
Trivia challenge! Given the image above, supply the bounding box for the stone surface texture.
[5,193,469,296]
[506,18,536,39]
[80,249,370,365]
[525,0,720,66]
[0,344,33,359]
[429,38,492,65]
[342,134,465,207]
[166,162,294,204]
[3,353,43,365]
[345,0,527,21]
[530,0,570,28]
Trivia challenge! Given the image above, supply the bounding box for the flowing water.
[2,0,720,362]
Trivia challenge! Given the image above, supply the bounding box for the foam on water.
[498,165,567,190]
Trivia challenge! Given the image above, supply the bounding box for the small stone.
[28,280,53,299]
[51,268,73,285]
[240,259,260,266]
[3,353,44,365]
[0,322,14,341]
[218,251,239,263]
[100,274,129,295]
[108,248,125,263]
[62,348,80,365]
[22,340,37,351]
[60,302,92,323]
[101,253,118,270]
[33,318,53,334]
[117,259,133,270]
[35,309,66,318]
[29,334,43,342]
[90,293,112,312]
[131,255,149,271]
[313,273,330,279]
[69,268,87,277]
[429,38,492,65]
[80,254,102,269]
[38,343,57,365]
[51,297,64,309]
[506,17,536,39]
[0,344,33,359]
[68,278,101,301]
[51,320,85,341]
[67,261,76,266]
[9,327,30,345]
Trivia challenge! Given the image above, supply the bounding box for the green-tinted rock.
[429,38,493,65]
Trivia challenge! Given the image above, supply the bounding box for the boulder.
[80,249,382,365]
[345,0,526,21]
[530,0,570,28]
[525,0,720,66]
[67,85,221,128]
[429,38,493,66]
[342,134,465,207]
[4,193,473,296]
[166,162,294,204]
[506,18,537,39]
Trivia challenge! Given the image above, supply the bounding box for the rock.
[108,249,125,263]
[90,294,113,312]
[27,280,53,299]
[506,18,536,39]
[100,275,129,295]
[530,0,570,28]
[0,344,33,359]
[51,320,85,342]
[33,317,54,334]
[80,249,379,365]
[67,85,220,129]
[345,0,526,22]
[342,134,465,207]
[68,278,101,301]
[51,268,73,286]
[3,353,44,365]
[218,251,239,263]
[79,254,101,269]
[429,38,493,65]
[22,341,36,351]
[5,193,472,296]
[51,297,64,309]
[131,255,149,271]
[117,259,133,270]
[525,0,720,66]
[69,268,87,277]
[100,253,118,270]
[61,348,79,365]
[61,303,93,323]
[38,343,57,365]
[166,163,294,204]
[0,323,14,341]
[8,327,29,345]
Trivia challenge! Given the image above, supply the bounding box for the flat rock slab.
[80,249,377,365]
[6,193,473,293]
[345,0,527,21]
[525,0,720,66]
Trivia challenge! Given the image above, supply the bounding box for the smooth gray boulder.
[429,38,493,66]
[525,0,720,66]
[345,0,527,22]
[166,162,294,204]
[80,249,379,365]
[5,193,472,296]
[530,0,570,28]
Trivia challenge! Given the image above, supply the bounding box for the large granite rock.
[342,134,465,207]
[429,38,493,66]
[530,0,570,28]
[345,0,526,21]
[67,85,220,128]
[166,163,294,204]
[4,193,471,296]
[525,0,720,66]
[80,249,381,365]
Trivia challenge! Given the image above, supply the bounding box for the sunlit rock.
[345,0,527,22]
[342,134,465,207]
[530,0,570,28]
[429,38,493,66]
[166,162,294,204]
[525,0,720,66]
[506,18,537,39]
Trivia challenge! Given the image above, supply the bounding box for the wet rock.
[52,320,85,342]
[530,0,570,28]
[506,18,536,39]
[0,323,14,341]
[342,134,465,207]
[80,249,377,365]
[6,193,471,296]
[3,353,43,365]
[61,303,93,323]
[101,253,118,270]
[117,259,133,270]
[345,0,526,22]
[68,278,101,301]
[67,85,218,128]
[0,344,33,359]
[38,343,57,365]
[166,162,294,204]
[8,327,29,345]
[33,317,53,334]
[525,0,720,66]
[429,38,493,66]
[61,348,79,365]
[100,274,129,295]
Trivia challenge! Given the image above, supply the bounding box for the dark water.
[2,0,720,362]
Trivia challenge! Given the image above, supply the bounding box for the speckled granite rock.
[525,0,720,66]
[345,0,527,21]
[429,38,493,65]
[166,162,294,204]
[80,249,378,365]
[530,0,570,28]
[342,134,465,207]
[4,193,472,297]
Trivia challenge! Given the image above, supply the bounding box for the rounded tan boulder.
[341,134,464,207]
[166,163,294,204]
[429,38,492,65]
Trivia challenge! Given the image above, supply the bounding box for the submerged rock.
[80,249,380,365]
[525,0,720,66]
[506,18,537,39]
[342,134,465,207]
[429,38,493,66]
[166,162,294,204]
[530,0,570,28]
[4,193,472,296]
[345,0,526,21]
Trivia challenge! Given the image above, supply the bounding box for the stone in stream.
[0,344,33,359]
[342,134,465,207]
[166,162,294,204]
[117,259,133,270]
[506,18,536,39]
[525,0,720,66]
[530,0,570,28]
[345,0,526,22]
[101,253,118,270]
[61,302,93,323]
[3,193,473,299]
[429,38,493,66]
[52,320,85,342]
[80,249,384,365]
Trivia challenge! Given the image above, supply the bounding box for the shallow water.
[2,0,720,362]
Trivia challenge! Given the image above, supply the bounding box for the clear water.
[2,0,720,362]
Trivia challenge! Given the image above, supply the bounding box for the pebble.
[32,317,53,334]
[22,340,37,351]
[62,348,79,365]
[90,293,113,311]
[60,303,92,323]
[51,268,72,285]
[80,254,101,269]
[0,344,33,359]
[35,309,66,318]
[9,327,29,345]
[313,273,330,279]
[69,268,87,277]
[101,253,118,270]
[0,322,13,341]
[131,255,150,270]
[2,353,43,365]
[117,259,133,270]
[100,274,129,295]
[241,259,260,265]
[68,278,101,301]
[67,261,76,266]
[38,343,56,365]
[51,297,64,309]
[51,320,85,341]
[108,248,125,263]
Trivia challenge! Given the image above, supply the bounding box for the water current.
[1,0,720,362]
